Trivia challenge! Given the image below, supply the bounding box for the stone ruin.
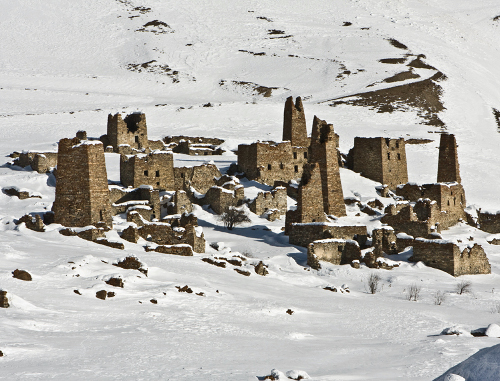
[347,137,408,190]
[52,136,113,228]
[248,186,287,221]
[307,239,361,269]
[103,112,149,153]
[120,151,175,190]
[164,135,225,156]
[11,151,58,173]
[0,290,9,308]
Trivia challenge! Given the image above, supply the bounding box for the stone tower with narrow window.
[309,116,346,217]
[437,133,461,183]
[351,137,408,190]
[283,96,308,147]
[52,137,113,227]
[120,151,175,190]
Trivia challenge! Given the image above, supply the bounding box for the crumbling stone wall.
[109,186,161,220]
[52,137,112,227]
[283,96,309,147]
[13,151,58,173]
[288,222,367,247]
[120,151,174,190]
[249,187,287,216]
[382,200,440,238]
[350,137,408,190]
[237,141,308,185]
[105,112,148,152]
[164,136,225,156]
[204,186,244,214]
[412,239,490,276]
[437,133,461,183]
[174,163,221,193]
[477,211,500,234]
[372,227,398,256]
[307,239,361,269]
[168,190,193,215]
[309,116,346,217]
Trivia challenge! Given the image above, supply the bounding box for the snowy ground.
[2,1,500,380]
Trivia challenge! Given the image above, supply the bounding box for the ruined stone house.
[411,239,490,276]
[109,185,161,221]
[349,137,408,190]
[248,186,287,217]
[120,151,175,191]
[12,151,58,173]
[103,112,148,153]
[164,136,225,156]
[174,163,222,194]
[52,137,113,228]
[307,239,361,269]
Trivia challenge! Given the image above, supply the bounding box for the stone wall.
[289,222,367,247]
[13,151,58,173]
[412,239,490,276]
[168,190,193,215]
[120,151,174,191]
[204,186,244,214]
[307,239,361,269]
[237,141,308,185]
[309,116,346,217]
[249,186,287,216]
[372,227,398,256]
[109,186,161,219]
[437,133,461,183]
[174,163,221,193]
[283,96,309,147]
[52,138,112,227]
[477,211,500,234]
[350,137,408,190]
[106,112,148,152]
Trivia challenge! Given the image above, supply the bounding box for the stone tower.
[52,137,113,227]
[295,163,327,223]
[351,137,408,190]
[309,116,346,217]
[120,151,175,190]
[107,112,148,152]
[437,133,461,183]
[283,96,308,147]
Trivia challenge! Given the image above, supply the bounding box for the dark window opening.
[396,141,399,148]
[454,197,456,205]
[151,214,156,220]
[294,165,298,172]
[135,136,139,143]
[268,164,271,170]
[387,153,391,160]
[338,245,343,252]
[144,170,148,176]
[100,210,104,221]
[156,182,160,186]
[156,170,160,177]
[304,152,308,159]
[293,152,297,160]
[280,163,284,169]
[447,200,450,206]
[181,173,185,178]
[397,153,401,160]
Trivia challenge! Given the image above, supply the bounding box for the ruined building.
[349,137,408,189]
[283,96,309,147]
[412,239,490,276]
[248,187,287,220]
[103,112,148,153]
[52,137,113,227]
[120,151,175,190]
[309,116,346,217]
[238,97,310,185]
[437,133,461,183]
[383,133,466,238]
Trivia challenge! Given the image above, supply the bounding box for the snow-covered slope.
[2,1,500,380]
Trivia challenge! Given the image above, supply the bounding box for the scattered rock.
[107,292,115,298]
[105,277,124,288]
[150,299,157,304]
[286,309,294,315]
[114,256,148,276]
[73,290,81,295]
[196,292,205,297]
[176,285,193,294]
[254,261,269,276]
[324,286,337,292]
[2,187,41,200]
[202,257,226,268]
[96,290,107,300]
[0,291,9,308]
[12,269,32,281]
[0,350,3,357]
[234,268,251,276]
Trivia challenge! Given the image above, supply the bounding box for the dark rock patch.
[234,268,251,276]
[105,277,124,288]
[176,285,193,293]
[96,290,107,300]
[12,269,32,281]
[202,257,226,268]
[114,256,148,276]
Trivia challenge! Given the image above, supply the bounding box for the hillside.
[2,1,500,380]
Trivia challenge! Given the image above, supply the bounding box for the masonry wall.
[351,137,408,189]
[309,116,346,217]
[477,211,500,234]
[237,141,308,185]
[249,187,287,216]
[52,138,112,227]
[120,151,174,190]
[437,133,461,183]
[412,240,490,276]
[174,163,221,194]
[107,112,148,152]
[289,223,367,247]
[307,239,361,269]
[283,96,308,147]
